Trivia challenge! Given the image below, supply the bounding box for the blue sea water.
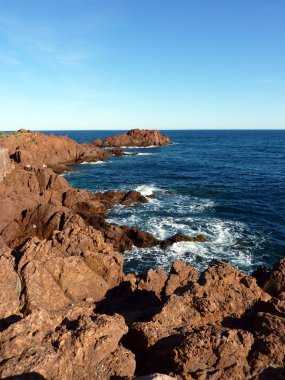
[48,130,285,274]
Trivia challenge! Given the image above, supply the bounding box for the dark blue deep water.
[48,130,285,274]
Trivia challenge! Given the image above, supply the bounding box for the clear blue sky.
[1,0,285,130]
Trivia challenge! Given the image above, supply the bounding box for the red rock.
[0,148,10,181]
[16,224,123,314]
[141,325,254,378]
[164,260,198,297]
[0,243,21,320]
[137,268,168,298]
[0,306,135,379]
[247,312,285,377]
[128,260,270,355]
[93,129,172,147]
[253,258,285,298]
[2,131,106,171]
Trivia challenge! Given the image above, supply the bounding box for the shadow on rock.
[2,373,47,380]
[95,281,164,325]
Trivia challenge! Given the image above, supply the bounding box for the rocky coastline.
[0,129,284,380]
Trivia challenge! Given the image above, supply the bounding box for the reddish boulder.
[16,224,123,315]
[0,306,135,379]
[137,268,168,298]
[163,260,198,297]
[253,258,285,298]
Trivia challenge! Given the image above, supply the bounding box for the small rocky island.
[0,129,284,379]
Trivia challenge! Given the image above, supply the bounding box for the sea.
[46,130,285,275]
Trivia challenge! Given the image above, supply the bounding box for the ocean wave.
[121,145,160,149]
[135,184,164,197]
[136,152,159,156]
[80,160,106,165]
[123,217,263,274]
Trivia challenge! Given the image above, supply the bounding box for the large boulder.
[16,224,123,315]
[0,306,135,379]
[253,258,285,298]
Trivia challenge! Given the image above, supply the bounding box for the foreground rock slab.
[0,306,135,379]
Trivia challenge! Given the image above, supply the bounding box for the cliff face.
[0,148,10,181]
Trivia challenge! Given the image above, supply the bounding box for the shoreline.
[0,129,284,379]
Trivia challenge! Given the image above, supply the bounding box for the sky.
[0,0,285,130]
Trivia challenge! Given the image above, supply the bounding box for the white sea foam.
[135,184,162,197]
[121,145,159,149]
[106,186,264,274]
[81,160,106,165]
[136,152,159,156]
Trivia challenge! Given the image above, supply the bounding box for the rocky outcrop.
[93,129,172,147]
[0,306,135,379]
[0,148,10,181]
[1,130,109,173]
[1,130,285,379]
[253,258,285,298]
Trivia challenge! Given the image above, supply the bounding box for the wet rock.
[160,233,207,249]
[111,147,137,156]
[123,226,161,248]
[95,190,148,208]
[93,129,172,147]
[121,190,149,205]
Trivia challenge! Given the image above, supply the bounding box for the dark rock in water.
[95,189,148,208]
[160,233,207,249]
[93,129,172,147]
[111,147,137,156]
[121,190,149,205]
[123,226,161,248]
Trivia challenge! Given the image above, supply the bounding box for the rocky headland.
[93,129,172,147]
[0,129,284,380]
